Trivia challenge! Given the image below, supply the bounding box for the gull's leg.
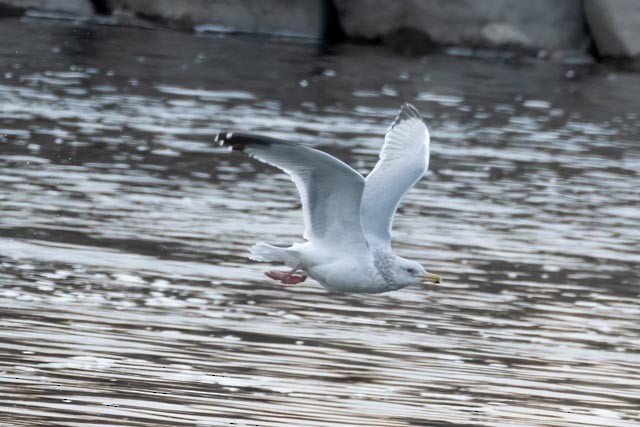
[265,264,307,285]
[280,272,307,285]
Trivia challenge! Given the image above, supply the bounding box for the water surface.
[0,18,639,426]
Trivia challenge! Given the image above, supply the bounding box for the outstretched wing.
[217,132,368,250]
[361,103,431,247]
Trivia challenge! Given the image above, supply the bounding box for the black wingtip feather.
[400,103,422,119]
[388,103,422,130]
[215,132,274,152]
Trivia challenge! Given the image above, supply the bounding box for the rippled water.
[1,17,639,426]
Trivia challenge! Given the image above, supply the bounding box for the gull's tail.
[249,243,298,267]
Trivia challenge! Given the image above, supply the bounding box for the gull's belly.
[306,257,388,294]
[291,242,388,294]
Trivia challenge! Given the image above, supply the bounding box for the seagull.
[216,103,442,294]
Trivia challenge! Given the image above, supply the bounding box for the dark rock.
[104,0,327,38]
[0,0,93,16]
[334,0,587,53]
[585,0,640,58]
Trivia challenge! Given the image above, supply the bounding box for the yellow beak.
[422,272,442,285]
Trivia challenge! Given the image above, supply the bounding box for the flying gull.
[216,103,442,293]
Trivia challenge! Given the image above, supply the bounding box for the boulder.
[333,0,587,52]
[585,0,640,58]
[105,0,327,38]
[0,0,93,16]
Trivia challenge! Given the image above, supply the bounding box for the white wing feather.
[361,103,430,247]
[217,133,368,251]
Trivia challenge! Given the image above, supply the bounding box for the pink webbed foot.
[265,270,307,285]
[281,273,307,285]
[265,270,287,281]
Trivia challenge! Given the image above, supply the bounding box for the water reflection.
[0,17,639,427]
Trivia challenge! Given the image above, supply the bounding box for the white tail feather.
[249,243,298,266]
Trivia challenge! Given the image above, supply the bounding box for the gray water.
[0,18,639,427]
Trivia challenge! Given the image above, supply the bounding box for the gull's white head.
[390,257,442,289]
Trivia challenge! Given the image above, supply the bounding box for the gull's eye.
[406,268,415,274]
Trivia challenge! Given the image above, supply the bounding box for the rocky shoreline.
[1,0,638,63]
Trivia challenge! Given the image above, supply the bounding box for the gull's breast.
[307,256,388,294]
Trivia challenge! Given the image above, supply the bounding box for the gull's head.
[392,258,442,289]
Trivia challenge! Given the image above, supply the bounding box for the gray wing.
[217,132,368,250]
[361,103,431,248]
